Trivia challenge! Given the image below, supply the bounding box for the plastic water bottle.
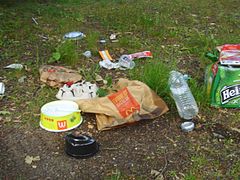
[169,71,199,120]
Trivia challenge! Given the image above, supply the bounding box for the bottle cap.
[181,121,195,132]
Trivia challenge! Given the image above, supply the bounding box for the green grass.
[130,60,174,105]
[48,40,79,66]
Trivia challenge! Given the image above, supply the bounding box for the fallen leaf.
[25,156,33,164]
[151,169,160,176]
[25,155,40,165]
[32,156,40,161]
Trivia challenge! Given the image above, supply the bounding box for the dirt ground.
[1,106,240,179]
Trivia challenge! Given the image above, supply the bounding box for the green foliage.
[96,75,113,97]
[96,88,108,97]
[79,64,101,82]
[228,161,240,179]
[85,31,100,51]
[184,173,197,180]
[130,60,174,104]
[105,75,113,87]
[48,40,78,66]
[109,169,121,180]
[188,78,209,108]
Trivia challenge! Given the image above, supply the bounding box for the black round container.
[65,134,99,159]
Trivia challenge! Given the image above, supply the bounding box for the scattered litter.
[32,165,37,169]
[99,59,119,70]
[25,155,40,165]
[181,121,195,132]
[0,111,10,115]
[64,32,85,40]
[56,81,98,100]
[0,82,5,96]
[169,71,199,120]
[40,100,83,132]
[18,76,27,83]
[118,55,135,69]
[39,65,82,88]
[76,78,168,130]
[109,33,117,40]
[99,50,113,61]
[4,63,23,70]
[99,50,153,70]
[82,51,92,58]
[217,44,240,66]
[124,51,153,61]
[99,39,107,44]
[109,33,119,43]
[99,50,117,69]
[65,133,99,159]
[31,17,38,25]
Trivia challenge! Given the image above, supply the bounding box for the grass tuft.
[130,60,174,104]
[49,40,79,66]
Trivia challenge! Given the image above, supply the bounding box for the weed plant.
[85,31,100,52]
[130,60,173,104]
[49,40,78,66]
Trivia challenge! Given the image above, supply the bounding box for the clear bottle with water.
[169,71,199,120]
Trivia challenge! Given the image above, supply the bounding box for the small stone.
[18,76,27,83]
[213,132,225,139]
[88,124,94,129]
[70,172,75,176]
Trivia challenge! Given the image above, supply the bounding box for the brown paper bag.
[76,78,169,130]
[39,65,82,87]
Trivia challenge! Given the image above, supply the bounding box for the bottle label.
[221,84,240,104]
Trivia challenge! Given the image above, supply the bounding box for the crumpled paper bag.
[39,65,82,87]
[76,78,169,130]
